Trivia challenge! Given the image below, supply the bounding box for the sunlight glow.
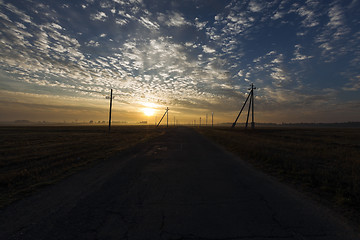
[143,108,155,116]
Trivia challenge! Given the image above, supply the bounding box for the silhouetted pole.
[245,91,252,128]
[232,83,256,129]
[200,117,201,127]
[251,83,256,129]
[156,107,169,127]
[212,112,214,127]
[232,92,251,128]
[166,107,169,127]
[174,116,175,126]
[108,89,113,133]
[206,114,208,126]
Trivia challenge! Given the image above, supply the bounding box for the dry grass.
[197,127,360,222]
[0,125,164,207]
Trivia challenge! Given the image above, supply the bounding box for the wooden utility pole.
[212,112,214,127]
[108,89,113,133]
[156,107,169,127]
[232,83,256,129]
[232,92,251,128]
[245,94,252,128]
[251,83,256,129]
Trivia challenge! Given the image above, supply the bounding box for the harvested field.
[0,125,164,207]
[197,127,360,225]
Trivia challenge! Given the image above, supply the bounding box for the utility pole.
[174,116,175,126]
[245,93,252,128]
[206,114,208,126]
[107,89,113,133]
[166,107,169,127]
[156,107,169,127]
[212,112,214,127]
[200,117,201,127]
[232,83,256,129]
[232,92,251,128]
[251,83,256,129]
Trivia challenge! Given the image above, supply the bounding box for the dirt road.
[0,127,358,239]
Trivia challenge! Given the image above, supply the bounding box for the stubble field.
[0,125,164,207]
[1,125,360,227]
[197,127,360,224]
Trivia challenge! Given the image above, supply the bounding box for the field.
[0,125,164,207]
[1,125,360,226]
[197,127,360,223]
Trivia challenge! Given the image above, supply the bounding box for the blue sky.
[0,0,359,123]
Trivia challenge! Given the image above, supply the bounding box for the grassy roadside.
[0,125,164,208]
[197,127,360,226]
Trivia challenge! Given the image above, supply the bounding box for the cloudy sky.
[0,0,359,124]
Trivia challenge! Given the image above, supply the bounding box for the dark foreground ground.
[0,127,358,239]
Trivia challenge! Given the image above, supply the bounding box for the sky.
[0,0,360,124]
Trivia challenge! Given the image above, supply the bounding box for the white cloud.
[115,18,128,25]
[158,12,190,27]
[86,40,100,47]
[297,6,319,27]
[138,16,159,30]
[271,11,284,20]
[248,0,263,12]
[0,12,11,22]
[291,44,313,61]
[195,18,207,30]
[3,3,32,23]
[51,23,62,30]
[271,67,290,87]
[327,5,343,29]
[90,11,108,21]
[202,45,216,54]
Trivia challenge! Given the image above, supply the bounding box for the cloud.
[158,11,191,27]
[1,0,359,122]
[327,4,344,29]
[195,18,207,30]
[2,3,32,23]
[202,45,216,53]
[270,67,291,87]
[248,0,263,12]
[343,76,360,91]
[90,11,108,21]
[296,5,319,28]
[291,44,313,61]
[138,16,159,30]
[115,18,128,25]
[0,11,11,22]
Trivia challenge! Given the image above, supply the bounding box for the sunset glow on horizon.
[0,0,359,124]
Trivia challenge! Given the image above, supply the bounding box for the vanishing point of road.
[0,127,358,239]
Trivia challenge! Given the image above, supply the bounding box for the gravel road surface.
[0,127,358,239]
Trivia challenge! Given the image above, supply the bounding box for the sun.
[143,108,155,116]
